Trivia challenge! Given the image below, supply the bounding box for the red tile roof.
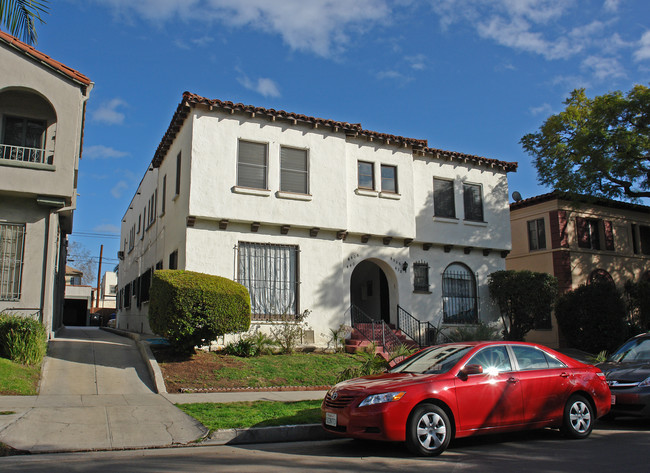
[0,30,91,87]
[152,91,517,172]
[510,190,650,213]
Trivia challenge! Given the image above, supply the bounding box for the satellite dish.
[512,191,522,202]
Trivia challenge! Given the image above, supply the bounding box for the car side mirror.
[458,364,483,380]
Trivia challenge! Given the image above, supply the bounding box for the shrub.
[555,283,628,353]
[448,322,502,342]
[488,270,558,341]
[224,331,277,357]
[269,309,311,354]
[0,313,47,365]
[625,280,650,332]
[148,270,251,354]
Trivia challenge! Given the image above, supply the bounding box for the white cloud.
[581,55,626,80]
[93,224,121,234]
[634,31,650,61]
[405,54,428,70]
[91,98,127,125]
[95,0,390,57]
[377,69,413,84]
[530,103,552,116]
[237,74,281,98]
[603,0,621,12]
[111,180,129,199]
[84,145,129,160]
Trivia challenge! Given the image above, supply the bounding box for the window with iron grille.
[433,178,455,218]
[280,146,309,194]
[413,262,429,292]
[237,242,299,319]
[0,223,25,301]
[442,263,478,324]
[527,218,546,251]
[238,140,268,189]
[123,282,131,308]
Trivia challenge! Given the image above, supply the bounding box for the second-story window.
[175,152,181,196]
[280,147,308,194]
[2,116,47,163]
[381,165,397,193]
[640,225,650,255]
[358,161,374,190]
[528,218,546,251]
[238,140,268,189]
[433,178,455,218]
[576,217,615,250]
[463,183,484,222]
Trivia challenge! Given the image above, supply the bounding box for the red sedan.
[322,341,611,456]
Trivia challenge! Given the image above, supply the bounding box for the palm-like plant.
[0,0,49,45]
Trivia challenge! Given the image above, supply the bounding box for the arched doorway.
[350,259,391,324]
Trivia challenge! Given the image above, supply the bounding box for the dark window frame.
[380,164,398,193]
[237,140,268,190]
[357,161,375,190]
[433,178,456,219]
[463,183,484,222]
[527,218,547,251]
[413,262,430,292]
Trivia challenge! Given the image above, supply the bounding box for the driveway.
[0,327,206,452]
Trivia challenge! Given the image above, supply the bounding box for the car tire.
[406,403,451,456]
[561,394,594,439]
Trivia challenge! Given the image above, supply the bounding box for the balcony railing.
[0,143,50,165]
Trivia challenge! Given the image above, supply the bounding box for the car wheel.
[562,394,593,439]
[406,403,451,456]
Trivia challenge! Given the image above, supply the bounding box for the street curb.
[100,327,167,394]
[204,423,337,446]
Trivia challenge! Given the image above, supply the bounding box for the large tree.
[0,0,49,45]
[521,85,650,200]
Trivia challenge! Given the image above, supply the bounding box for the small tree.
[488,270,558,341]
[555,283,627,353]
[149,270,251,354]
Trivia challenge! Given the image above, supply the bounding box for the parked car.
[597,332,650,418]
[322,341,611,456]
[107,314,116,328]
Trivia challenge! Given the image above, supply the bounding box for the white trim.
[355,188,378,197]
[379,192,401,200]
[276,191,312,201]
[232,186,272,197]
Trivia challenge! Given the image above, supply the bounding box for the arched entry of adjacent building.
[350,259,393,324]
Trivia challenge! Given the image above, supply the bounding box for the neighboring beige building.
[63,265,92,326]
[0,31,92,336]
[507,191,650,348]
[98,271,117,309]
[118,92,517,347]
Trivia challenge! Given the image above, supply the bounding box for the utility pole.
[95,244,103,309]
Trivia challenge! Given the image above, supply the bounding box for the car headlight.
[358,391,406,407]
[639,376,650,388]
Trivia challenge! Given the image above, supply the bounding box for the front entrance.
[350,260,390,324]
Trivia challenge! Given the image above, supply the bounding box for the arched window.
[587,269,614,286]
[442,263,477,324]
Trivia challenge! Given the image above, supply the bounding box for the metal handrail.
[397,305,453,347]
[348,305,403,355]
[0,144,49,164]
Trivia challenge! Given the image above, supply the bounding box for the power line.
[70,232,120,239]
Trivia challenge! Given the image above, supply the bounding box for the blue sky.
[32,0,650,271]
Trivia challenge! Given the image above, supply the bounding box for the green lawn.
[210,354,358,387]
[177,400,323,430]
[0,357,40,395]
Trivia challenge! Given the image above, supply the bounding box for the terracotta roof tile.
[510,190,650,213]
[0,30,91,87]
[152,91,515,172]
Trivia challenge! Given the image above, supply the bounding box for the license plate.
[611,395,616,405]
[325,412,337,427]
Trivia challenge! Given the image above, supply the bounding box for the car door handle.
[560,373,569,378]
[507,377,518,383]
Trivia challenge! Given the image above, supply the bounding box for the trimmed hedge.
[0,313,47,365]
[555,283,628,353]
[148,270,251,353]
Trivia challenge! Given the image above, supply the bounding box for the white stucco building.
[0,31,92,336]
[117,92,517,347]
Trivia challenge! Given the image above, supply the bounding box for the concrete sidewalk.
[0,327,207,453]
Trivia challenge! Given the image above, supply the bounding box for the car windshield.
[608,337,650,362]
[389,345,472,374]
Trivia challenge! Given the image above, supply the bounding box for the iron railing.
[0,144,50,164]
[397,305,453,347]
[349,305,403,355]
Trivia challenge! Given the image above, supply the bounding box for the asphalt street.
[1,419,649,472]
